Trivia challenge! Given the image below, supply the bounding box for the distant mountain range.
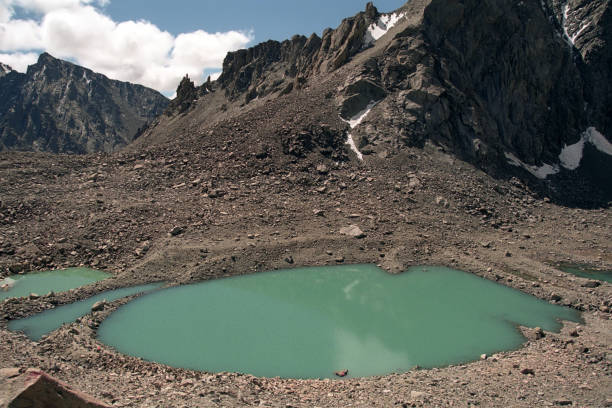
[0,53,168,154]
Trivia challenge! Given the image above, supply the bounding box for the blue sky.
[0,0,406,95]
[103,1,406,42]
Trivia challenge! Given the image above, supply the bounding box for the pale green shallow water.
[560,265,612,283]
[97,265,581,379]
[0,267,110,301]
[8,283,164,341]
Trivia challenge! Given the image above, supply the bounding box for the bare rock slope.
[140,0,611,205]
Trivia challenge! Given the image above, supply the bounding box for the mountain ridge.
[135,0,611,205]
[0,53,169,154]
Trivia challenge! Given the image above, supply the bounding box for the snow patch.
[365,12,406,45]
[506,127,611,178]
[505,152,560,179]
[559,127,612,170]
[571,21,590,44]
[82,71,91,85]
[340,100,379,161]
[562,3,590,46]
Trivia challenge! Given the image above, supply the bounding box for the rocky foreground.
[0,138,610,406]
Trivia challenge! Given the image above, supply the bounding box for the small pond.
[559,264,612,284]
[8,283,164,341]
[97,265,580,379]
[0,267,110,301]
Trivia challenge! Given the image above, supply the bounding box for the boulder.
[339,225,367,239]
[334,369,348,377]
[91,300,107,312]
[0,368,110,408]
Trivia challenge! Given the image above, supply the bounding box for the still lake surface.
[560,264,612,283]
[97,265,580,379]
[8,282,164,341]
[0,267,110,301]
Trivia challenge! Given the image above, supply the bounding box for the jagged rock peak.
[365,2,379,19]
[216,2,395,104]
[166,74,198,114]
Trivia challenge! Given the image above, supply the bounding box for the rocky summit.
[0,1,611,408]
[0,53,168,154]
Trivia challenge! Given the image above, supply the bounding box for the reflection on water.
[98,265,579,378]
[97,265,580,379]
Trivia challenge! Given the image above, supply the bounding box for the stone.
[480,354,487,360]
[284,256,294,264]
[29,293,40,300]
[316,164,329,175]
[313,209,325,217]
[170,226,184,236]
[553,400,573,406]
[339,225,366,239]
[581,280,600,288]
[334,369,348,377]
[534,327,545,339]
[0,368,111,407]
[520,368,535,375]
[410,391,428,399]
[208,189,225,199]
[91,300,107,312]
[435,196,449,208]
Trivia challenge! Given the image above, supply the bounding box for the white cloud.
[0,51,37,71]
[0,0,252,94]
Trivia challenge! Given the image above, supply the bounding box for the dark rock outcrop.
[166,74,197,114]
[0,53,168,153]
[0,63,12,78]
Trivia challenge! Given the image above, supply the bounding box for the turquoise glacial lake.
[97,265,580,379]
[8,283,164,341]
[560,264,612,284]
[0,267,110,301]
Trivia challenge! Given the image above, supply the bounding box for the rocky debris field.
[0,133,610,406]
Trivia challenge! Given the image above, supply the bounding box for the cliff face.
[0,53,168,154]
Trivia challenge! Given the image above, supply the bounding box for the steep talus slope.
[0,53,168,154]
[138,0,610,205]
